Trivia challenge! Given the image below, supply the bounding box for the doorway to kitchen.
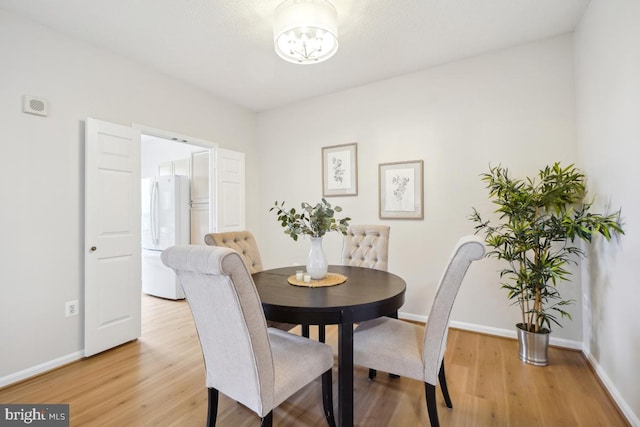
[137,124,246,302]
[140,131,211,300]
[140,125,214,300]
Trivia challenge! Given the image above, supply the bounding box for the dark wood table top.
[252,265,406,325]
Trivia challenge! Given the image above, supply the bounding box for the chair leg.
[368,369,377,380]
[438,362,453,409]
[260,411,273,427]
[207,388,218,427]
[425,383,440,427]
[321,369,336,427]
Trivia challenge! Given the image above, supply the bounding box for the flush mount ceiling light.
[273,0,338,64]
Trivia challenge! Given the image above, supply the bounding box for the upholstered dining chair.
[204,230,264,274]
[352,235,485,427]
[341,224,390,271]
[161,245,336,427]
[338,225,393,378]
[204,230,296,332]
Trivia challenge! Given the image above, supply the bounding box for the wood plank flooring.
[0,294,629,426]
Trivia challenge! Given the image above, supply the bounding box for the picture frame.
[322,143,358,197]
[379,160,424,219]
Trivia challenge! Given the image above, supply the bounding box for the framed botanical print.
[379,160,424,219]
[322,143,358,197]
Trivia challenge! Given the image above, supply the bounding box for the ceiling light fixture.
[273,0,338,65]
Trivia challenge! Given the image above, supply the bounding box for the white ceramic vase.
[306,236,328,279]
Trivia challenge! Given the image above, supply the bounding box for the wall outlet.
[65,300,79,317]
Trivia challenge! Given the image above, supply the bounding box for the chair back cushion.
[204,231,264,273]
[342,225,390,271]
[161,245,274,415]
[422,235,485,384]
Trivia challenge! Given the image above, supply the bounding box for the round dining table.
[252,265,406,427]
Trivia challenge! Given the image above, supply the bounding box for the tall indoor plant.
[271,198,350,279]
[470,163,623,365]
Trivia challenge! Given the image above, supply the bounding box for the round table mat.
[288,273,347,288]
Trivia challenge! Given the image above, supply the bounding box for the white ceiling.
[0,0,590,112]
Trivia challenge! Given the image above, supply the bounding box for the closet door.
[191,151,209,203]
[215,148,245,232]
[173,158,190,177]
[190,151,209,244]
[190,204,209,245]
[158,162,173,176]
[188,148,245,241]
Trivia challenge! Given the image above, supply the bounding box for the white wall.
[575,0,640,424]
[0,10,258,380]
[257,36,581,342]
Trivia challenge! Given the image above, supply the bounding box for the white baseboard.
[397,312,582,350]
[583,349,640,427]
[398,312,636,425]
[0,351,84,388]
[398,311,428,324]
[450,320,583,350]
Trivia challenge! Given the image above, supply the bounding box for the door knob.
[90,246,97,252]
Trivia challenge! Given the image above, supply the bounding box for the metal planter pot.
[516,323,550,366]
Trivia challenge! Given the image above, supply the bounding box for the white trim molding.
[398,312,582,350]
[132,123,217,149]
[0,351,84,388]
[582,350,640,427]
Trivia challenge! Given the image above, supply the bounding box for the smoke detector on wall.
[22,95,49,117]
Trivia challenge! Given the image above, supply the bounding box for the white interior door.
[85,118,141,357]
[215,148,245,232]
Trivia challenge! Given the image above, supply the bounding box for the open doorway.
[136,123,246,303]
[140,131,213,300]
[141,133,212,243]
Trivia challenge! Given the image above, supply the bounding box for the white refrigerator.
[141,175,190,299]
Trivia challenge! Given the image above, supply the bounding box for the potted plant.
[271,198,350,279]
[470,163,623,366]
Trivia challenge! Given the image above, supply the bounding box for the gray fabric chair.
[341,224,390,271]
[161,245,336,427]
[204,230,295,332]
[352,235,485,427]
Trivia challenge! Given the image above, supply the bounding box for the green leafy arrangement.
[270,199,351,241]
[470,163,623,333]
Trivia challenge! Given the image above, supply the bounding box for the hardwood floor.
[0,295,629,426]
